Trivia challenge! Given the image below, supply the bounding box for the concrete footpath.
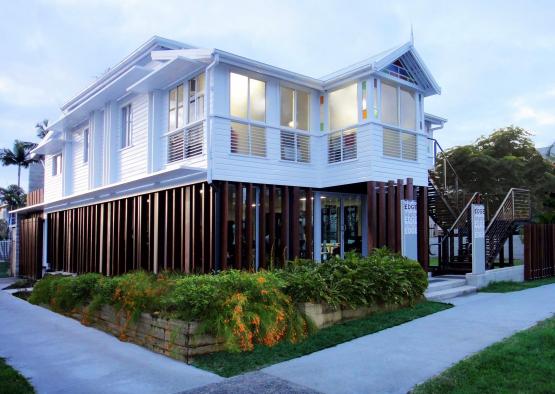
[262,284,555,394]
[1,277,554,394]
[0,278,223,394]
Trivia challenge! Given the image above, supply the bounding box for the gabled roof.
[321,42,441,96]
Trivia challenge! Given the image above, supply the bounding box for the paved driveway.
[0,286,222,394]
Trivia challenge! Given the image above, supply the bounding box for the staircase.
[485,188,531,267]
[427,139,531,274]
[425,276,477,301]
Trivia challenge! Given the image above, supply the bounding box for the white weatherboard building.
[16,36,447,277]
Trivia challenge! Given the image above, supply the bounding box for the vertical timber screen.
[19,214,44,279]
[47,182,215,275]
[524,224,555,280]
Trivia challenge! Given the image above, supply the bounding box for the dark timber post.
[269,185,276,266]
[220,181,229,270]
[305,188,313,260]
[387,180,396,250]
[281,186,289,265]
[259,184,266,268]
[508,233,514,266]
[367,181,377,252]
[291,186,300,259]
[378,182,386,247]
[235,182,243,269]
[396,179,404,253]
[246,183,254,270]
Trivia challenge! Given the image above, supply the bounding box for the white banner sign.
[402,200,418,235]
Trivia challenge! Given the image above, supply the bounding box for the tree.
[35,119,49,139]
[0,140,39,188]
[0,219,8,240]
[436,126,555,218]
[0,185,26,209]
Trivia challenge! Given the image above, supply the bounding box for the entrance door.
[319,194,365,260]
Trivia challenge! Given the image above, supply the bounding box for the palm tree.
[0,140,39,188]
[0,185,26,208]
[35,119,49,139]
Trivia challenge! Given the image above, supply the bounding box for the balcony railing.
[26,188,44,206]
[167,122,204,164]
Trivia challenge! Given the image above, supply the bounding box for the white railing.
[167,122,204,164]
[280,130,311,163]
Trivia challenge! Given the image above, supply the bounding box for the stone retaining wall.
[66,305,225,363]
[297,301,410,329]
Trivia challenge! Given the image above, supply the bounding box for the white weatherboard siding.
[71,127,89,194]
[117,94,149,182]
[44,154,62,202]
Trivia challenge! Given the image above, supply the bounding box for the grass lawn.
[193,301,452,377]
[0,358,34,394]
[480,277,555,293]
[0,261,9,278]
[413,316,555,394]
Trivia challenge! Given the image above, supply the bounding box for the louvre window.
[383,128,417,161]
[230,122,266,157]
[167,123,204,163]
[280,131,310,163]
[328,129,357,163]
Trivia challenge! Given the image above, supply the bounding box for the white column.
[90,110,105,188]
[61,129,73,196]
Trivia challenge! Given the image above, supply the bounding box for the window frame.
[378,78,418,131]
[52,153,62,176]
[328,82,358,132]
[120,104,133,149]
[229,71,266,123]
[83,128,89,164]
[279,85,310,132]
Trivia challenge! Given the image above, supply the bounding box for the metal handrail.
[485,188,530,233]
[448,192,480,234]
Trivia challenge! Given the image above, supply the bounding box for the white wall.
[71,125,89,195]
[116,94,149,182]
[44,153,62,202]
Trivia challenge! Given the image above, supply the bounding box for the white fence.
[0,240,10,261]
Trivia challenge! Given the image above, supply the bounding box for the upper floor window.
[52,154,62,176]
[381,82,416,130]
[188,73,205,123]
[121,104,132,148]
[280,86,309,131]
[168,84,184,131]
[383,59,417,84]
[83,128,89,163]
[230,72,266,122]
[383,128,417,161]
[328,83,357,131]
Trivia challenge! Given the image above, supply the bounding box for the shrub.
[278,248,427,309]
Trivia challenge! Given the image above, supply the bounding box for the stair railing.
[485,188,530,264]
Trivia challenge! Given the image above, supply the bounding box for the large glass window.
[381,82,398,126]
[380,81,417,130]
[280,86,309,130]
[329,83,357,131]
[400,88,416,130]
[230,72,265,122]
[52,153,62,176]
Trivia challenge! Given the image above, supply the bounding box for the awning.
[48,65,151,132]
[31,130,65,156]
[127,57,206,93]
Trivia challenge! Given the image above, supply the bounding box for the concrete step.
[426,278,467,292]
[425,285,477,302]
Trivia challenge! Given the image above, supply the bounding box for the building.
[15,36,449,278]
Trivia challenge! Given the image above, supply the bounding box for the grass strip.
[413,316,555,394]
[193,301,451,377]
[0,358,35,394]
[480,277,555,293]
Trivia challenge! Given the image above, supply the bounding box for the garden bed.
[26,249,430,364]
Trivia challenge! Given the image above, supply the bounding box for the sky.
[1,0,555,189]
